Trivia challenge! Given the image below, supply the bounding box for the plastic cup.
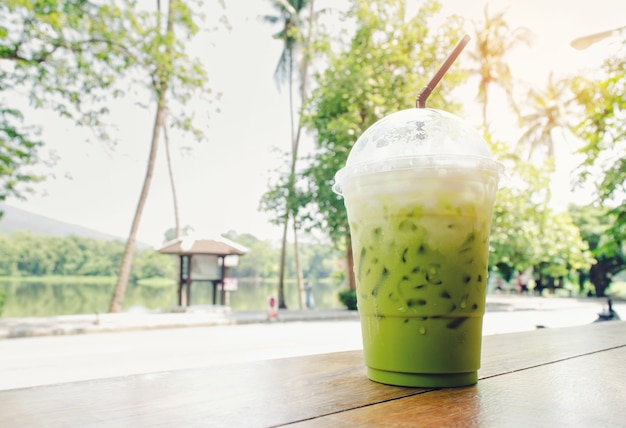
[333,108,504,387]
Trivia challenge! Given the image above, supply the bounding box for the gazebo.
[158,236,249,308]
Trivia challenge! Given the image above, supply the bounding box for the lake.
[0,278,345,317]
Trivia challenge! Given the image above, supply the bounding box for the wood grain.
[291,346,626,427]
[0,321,624,427]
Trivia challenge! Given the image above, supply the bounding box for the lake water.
[0,278,345,317]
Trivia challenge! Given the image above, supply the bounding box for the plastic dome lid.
[333,108,504,195]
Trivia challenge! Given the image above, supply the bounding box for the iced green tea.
[343,167,498,387]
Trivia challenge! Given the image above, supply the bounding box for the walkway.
[0,295,622,340]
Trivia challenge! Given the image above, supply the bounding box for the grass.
[137,277,176,288]
[0,276,180,287]
[0,276,176,288]
[0,275,116,285]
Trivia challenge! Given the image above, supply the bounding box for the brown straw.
[416,34,471,108]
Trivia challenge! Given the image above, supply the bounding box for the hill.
[0,202,149,246]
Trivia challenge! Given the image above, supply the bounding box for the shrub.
[338,289,357,310]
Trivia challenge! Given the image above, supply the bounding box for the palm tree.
[516,72,580,210]
[263,0,314,309]
[162,118,181,239]
[109,0,202,312]
[516,72,576,162]
[467,5,532,131]
[571,25,626,50]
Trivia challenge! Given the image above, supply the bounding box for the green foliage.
[516,72,577,162]
[489,139,549,274]
[301,0,466,248]
[0,108,43,203]
[466,9,593,286]
[223,231,343,282]
[487,137,593,281]
[570,37,626,247]
[534,211,594,279]
[131,0,211,134]
[569,204,626,296]
[0,0,141,204]
[223,232,280,279]
[338,289,357,310]
[0,232,176,280]
[466,5,532,129]
[0,228,343,296]
[259,0,315,225]
[0,277,346,317]
[0,0,214,215]
[137,277,176,287]
[132,250,177,282]
[259,152,302,227]
[261,0,311,86]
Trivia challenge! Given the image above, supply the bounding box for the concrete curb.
[0,309,360,340]
[0,296,618,340]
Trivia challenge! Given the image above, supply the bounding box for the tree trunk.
[109,96,167,312]
[577,269,587,294]
[162,118,181,238]
[288,0,316,309]
[276,35,297,311]
[277,216,289,309]
[590,264,610,297]
[109,0,174,313]
[346,231,356,291]
[294,220,305,309]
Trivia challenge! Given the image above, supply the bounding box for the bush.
[338,289,357,310]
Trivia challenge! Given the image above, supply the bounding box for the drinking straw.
[416,34,471,108]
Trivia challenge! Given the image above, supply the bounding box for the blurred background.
[0,0,625,317]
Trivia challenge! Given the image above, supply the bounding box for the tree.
[571,33,626,247]
[487,136,593,289]
[466,8,594,288]
[516,72,578,162]
[467,5,532,131]
[302,0,466,290]
[0,108,42,209]
[0,0,213,311]
[570,205,626,297]
[261,0,316,309]
[222,231,280,280]
[109,0,215,312]
[531,210,593,293]
[0,0,137,213]
[163,225,195,243]
[513,72,581,209]
[487,140,549,280]
[162,119,181,239]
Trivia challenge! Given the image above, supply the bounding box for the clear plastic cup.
[334,108,504,387]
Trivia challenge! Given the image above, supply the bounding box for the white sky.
[5,0,625,247]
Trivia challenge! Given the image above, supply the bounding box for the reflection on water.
[0,278,344,317]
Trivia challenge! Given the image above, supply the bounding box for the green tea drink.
[334,108,503,387]
[343,168,498,387]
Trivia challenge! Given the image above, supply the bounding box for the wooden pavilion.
[158,236,249,308]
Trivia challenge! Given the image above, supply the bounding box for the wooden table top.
[1,321,625,427]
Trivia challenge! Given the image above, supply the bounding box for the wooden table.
[1,321,625,427]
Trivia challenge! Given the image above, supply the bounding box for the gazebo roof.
[157,236,249,256]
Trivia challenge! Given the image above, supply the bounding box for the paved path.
[1,295,620,340]
[0,295,623,391]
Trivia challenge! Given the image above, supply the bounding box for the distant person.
[304,281,315,309]
[517,272,529,294]
[495,277,505,293]
[534,274,544,296]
